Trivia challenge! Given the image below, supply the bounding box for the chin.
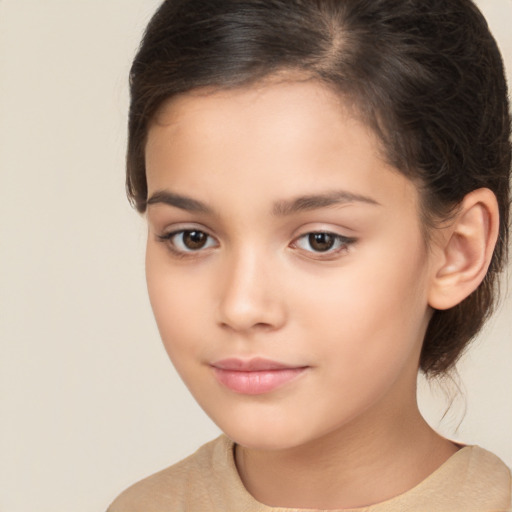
[228,430,302,452]
[211,412,323,452]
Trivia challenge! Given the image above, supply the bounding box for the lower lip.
[212,367,307,395]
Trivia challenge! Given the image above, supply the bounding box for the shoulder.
[106,435,233,512]
[430,445,512,511]
[466,446,512,500]
[465,445,511,485]
[370,445,511,512]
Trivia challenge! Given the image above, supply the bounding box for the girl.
[109,0,511,510]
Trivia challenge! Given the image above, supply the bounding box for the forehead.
[145,80,419,216]
[151,79,350,144]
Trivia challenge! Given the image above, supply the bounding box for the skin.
[144,80,461,508]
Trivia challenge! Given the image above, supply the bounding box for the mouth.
[210,358,309,395]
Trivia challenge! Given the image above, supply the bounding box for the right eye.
[158,229,218,253]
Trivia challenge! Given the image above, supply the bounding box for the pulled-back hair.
[127,0,511,376]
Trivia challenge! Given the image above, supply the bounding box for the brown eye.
[160,229,217,253]
[292,231,355,256]
[182,230,208,250]
[308,232,335,252]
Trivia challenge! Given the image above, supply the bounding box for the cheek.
[293,242,430,366]
[145,247,206,360]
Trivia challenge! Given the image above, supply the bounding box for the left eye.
[293,232,353,253]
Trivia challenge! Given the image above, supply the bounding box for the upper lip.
[211,357,305,371]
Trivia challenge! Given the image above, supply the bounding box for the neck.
[235,396,458,509]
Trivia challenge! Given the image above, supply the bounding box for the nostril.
[217,297,286,333]
[215,257,286,332]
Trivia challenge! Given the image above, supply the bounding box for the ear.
[428,188,499,311]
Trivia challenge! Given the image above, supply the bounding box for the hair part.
[127,0,511,376]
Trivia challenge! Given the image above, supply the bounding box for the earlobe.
[428,188,499,311]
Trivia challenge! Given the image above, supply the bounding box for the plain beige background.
[0,1,510,511]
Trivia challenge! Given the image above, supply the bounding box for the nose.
[216,248,286,333]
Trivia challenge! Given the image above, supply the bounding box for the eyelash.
[157,229,356,259]
[291,232,356,257]
[157,229,218,257]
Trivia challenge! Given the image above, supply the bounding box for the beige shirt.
[108,435,512,512]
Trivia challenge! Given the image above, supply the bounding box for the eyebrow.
[272,190,380,216]
[146,191,213,214]
[145,189,380,215]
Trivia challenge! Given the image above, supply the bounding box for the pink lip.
[211,358,308,395]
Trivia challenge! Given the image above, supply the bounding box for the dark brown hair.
[127,0,511,376]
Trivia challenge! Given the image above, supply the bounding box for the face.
[144,80,435,451]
